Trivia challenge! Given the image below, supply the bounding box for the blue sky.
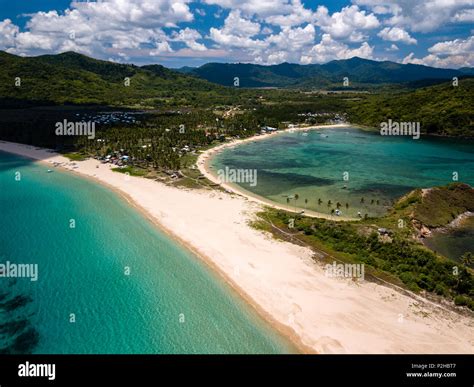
[0,0,472,68]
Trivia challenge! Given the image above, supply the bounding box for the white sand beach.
[1,139,473,354]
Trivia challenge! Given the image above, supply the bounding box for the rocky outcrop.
[411,219,432,238]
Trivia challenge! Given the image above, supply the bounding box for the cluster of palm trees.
[286,194,350,214]
[360,197,380,205]
[284,193,385,217]
[73,109,270,172]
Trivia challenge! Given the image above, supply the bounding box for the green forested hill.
[349,78,474,136]
[0,51,223,106]
[412,184,474,228]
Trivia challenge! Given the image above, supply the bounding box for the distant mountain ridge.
[179,57,474,88]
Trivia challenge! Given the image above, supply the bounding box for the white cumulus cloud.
[402,36,474,68]
[386,43,399,51]
[204,0,295,19]
[0,19,19,48]
[301,34,374,64]
[315,5,380,42]
[171,28,207,51]
[377,27,416,45]
[0,0,194,58]
[354,0,474,33]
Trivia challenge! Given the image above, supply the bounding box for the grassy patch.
[111,165,148,177]
[170,177,206,189]
[61,152,87,161]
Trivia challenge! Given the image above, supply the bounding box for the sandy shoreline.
[1,140,473,354]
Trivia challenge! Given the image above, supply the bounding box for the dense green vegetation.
[0,51,227,107]
[349,78,474,136]
[1,51,472,139]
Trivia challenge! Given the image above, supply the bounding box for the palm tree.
[331,209,335,215]
[376,200,380,205]
[336,202,341,209]
[461,252,473,267]
[360,197,365,204]
[286,197,290,205]
[304,198,308,210]
[345,202,349,209]
[327,200,332,207]
[318,198,322,205]
[294,194,299,212]
[370,199,375,205]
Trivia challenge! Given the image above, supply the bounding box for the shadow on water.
[218,154,306,170]
[246,169,334,196]
[0,150,42,354]
[0,280,39,354]
[350,182,416,198]
[0,150,38,171]
[0,147,38,173]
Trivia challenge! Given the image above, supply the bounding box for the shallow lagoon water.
[212,127,474,218]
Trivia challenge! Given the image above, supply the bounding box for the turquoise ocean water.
[0,151,295,354]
